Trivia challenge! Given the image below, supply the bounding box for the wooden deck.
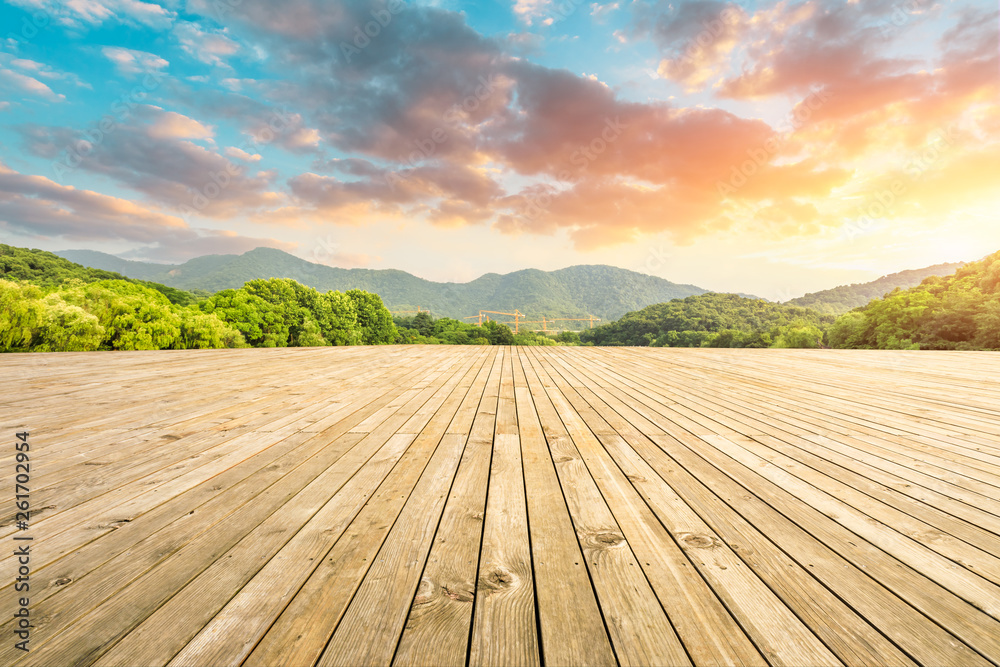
[3,346,1000,667]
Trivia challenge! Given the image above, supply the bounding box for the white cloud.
[147,111,214,140]
[102,46,169,77]
[225,146,262,162]
[0,68,65,102]
[10,0,175,30]
[173,22,239,68]
[512,0,554,26]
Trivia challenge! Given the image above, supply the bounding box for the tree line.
[1,276,396,352]
[393,311,581,346]
[4,244,998,352]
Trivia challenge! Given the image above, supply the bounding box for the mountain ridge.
[55,247,710,322]
[785,262,966,314]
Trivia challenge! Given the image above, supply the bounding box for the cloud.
[226,147,262,162]
[0,160,294,262]
[513,0,554,26]
[173,22,240,68]
[590,3,620,24]
[102,46,169,77]
[172,86,323,155]
[10,0,176,30]
[0,68,65,101]
[147,110,214,140]
[22,106,284,219]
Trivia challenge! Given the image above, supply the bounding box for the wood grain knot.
[678,533,721,550]
[413,577,435,605]
[582,531,626,549]
[480,567,517,595]
[53,577,72,586]
[442,583,475,602]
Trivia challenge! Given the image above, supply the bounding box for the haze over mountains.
[787,263,965,315]
[53,247,970,324]
[55,248,709,322]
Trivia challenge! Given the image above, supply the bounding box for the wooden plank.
[392,349,502,667]
[467,349,539,667]
[98,351,485,667]
[529,347,837,667]
[519,349,692,667]
[510,347,616,667]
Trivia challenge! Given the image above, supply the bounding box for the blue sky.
[1,0,997,299]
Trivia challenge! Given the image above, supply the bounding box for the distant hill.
[55,247,709,323]
[786,262,964,314]
[581,293,836,347]
[1,245,204,306]
[828,251,1000,350]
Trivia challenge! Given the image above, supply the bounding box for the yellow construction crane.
[550,316,601,329]
[463,310,525,333]
[519,316,555,333]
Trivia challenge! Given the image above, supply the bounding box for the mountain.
[785,262,965,315]
[828,251,1000,350]
[580,293,836,347]
[54,247,709,322]
[1,244,203,306]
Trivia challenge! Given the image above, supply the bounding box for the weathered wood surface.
[2,346,999,667]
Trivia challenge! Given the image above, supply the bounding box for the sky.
[0,0,997,300]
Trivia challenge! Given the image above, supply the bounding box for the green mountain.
[1,244,204,306]
[828,251,1000,350]
[55,247,709,323]
[785,262,964,314]
[581,293,835,347]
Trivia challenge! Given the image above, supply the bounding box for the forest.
[393,311,579,346]
[1,245,396,351]
[827,250,1000,350]
[580,293,835,348]
[3,244,998,352]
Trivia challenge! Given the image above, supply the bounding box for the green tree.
[772,323,824,349]
[826,311,869,349]
[62,280,180,350]
[483,321,515,345]
[0,280,45,350]
[346,289,397,344]
[36,294,105,352]
[412,311,434,336]
[176,309,247,349]
[555,330,581,344]
[320,291,360,345]
[200,289,290,347]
